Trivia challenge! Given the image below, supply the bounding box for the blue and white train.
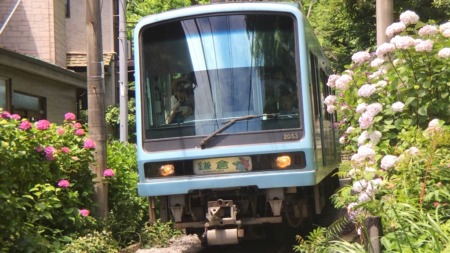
[134,1,340,245]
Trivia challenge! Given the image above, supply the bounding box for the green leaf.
[418,106,428,116]
[404,96,416,106]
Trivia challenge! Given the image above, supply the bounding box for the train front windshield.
[140,13,300,142]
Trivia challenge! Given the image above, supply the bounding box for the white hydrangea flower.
[356,103,367,114]
[391,35,417,50]
[327,74,340,88]
[335,74,352,90]
[352,51,372,64]
[415,39,434,52]
[406,147,420,156]
[442,29,450,38]
[370,58,385,68]
[358,191,372,202]
[365,103,383,117]
[376,42,395,58]
[391,101,405,112]
[352,179,368,193]
[326,105,336,114]
[359,113,374,129]
[357,144,375,160]
[376,80,388,88]
[339,136,346,144]
[399,10,419,25]
[418,25,438,36]
[439,22,450,32]
[346,126,355,134]
[428,119,440,128]
[358,84,376,97]
[438,48,450,58]
[380,155,398,170]
[386,22,406,37]
[324,95,336,106]
[369,131,382,144]
[358,131,368,145]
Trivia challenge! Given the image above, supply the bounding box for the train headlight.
[160,164,175,176]
[276,155,291,169]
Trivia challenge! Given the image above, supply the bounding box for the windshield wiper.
[198,114,278,149]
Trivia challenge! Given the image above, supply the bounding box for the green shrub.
[105,140,149,247]
[61,230,119,253]
[140,219,183,248]
[0,110,96,252]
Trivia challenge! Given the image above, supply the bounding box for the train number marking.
[283,133,299,140]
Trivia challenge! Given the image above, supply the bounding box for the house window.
[0,77,11,111]
[12,91,46,121]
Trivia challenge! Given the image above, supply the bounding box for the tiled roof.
[66,52,115,67]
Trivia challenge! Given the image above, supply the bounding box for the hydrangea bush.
[296,10,450,252]
[0,110,98,252]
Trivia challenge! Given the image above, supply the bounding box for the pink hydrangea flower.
[10,114,21,120]
[56,127,65,135]
[64,112,76,121]
[1,111,11,119]
[79,209,90,217]
[57,179,70,188]
[83,138,96,149]
[44,146,57,160]
[35,146,44,153]
[35,120,50,130]
[61,147,70,154]
[19,120,32,131]
[75,129,85,136]
[73,122,82,129]
[399,10,419,25]
[103,169,115,177]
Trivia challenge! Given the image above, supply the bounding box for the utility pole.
[86,0,108,218]
[119,0,128,142]
[376,0,393,45]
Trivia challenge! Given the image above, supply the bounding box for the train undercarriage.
[150,174,339,245]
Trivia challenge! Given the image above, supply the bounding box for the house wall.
[0,0,66,67]
[66,1,115,53]
[0,65,78,124]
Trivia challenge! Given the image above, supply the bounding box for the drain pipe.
[0,0,22,36]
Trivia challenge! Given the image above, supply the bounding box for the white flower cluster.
[357,84,376,97]
[391,101,405,112]
[352,51,371,64]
